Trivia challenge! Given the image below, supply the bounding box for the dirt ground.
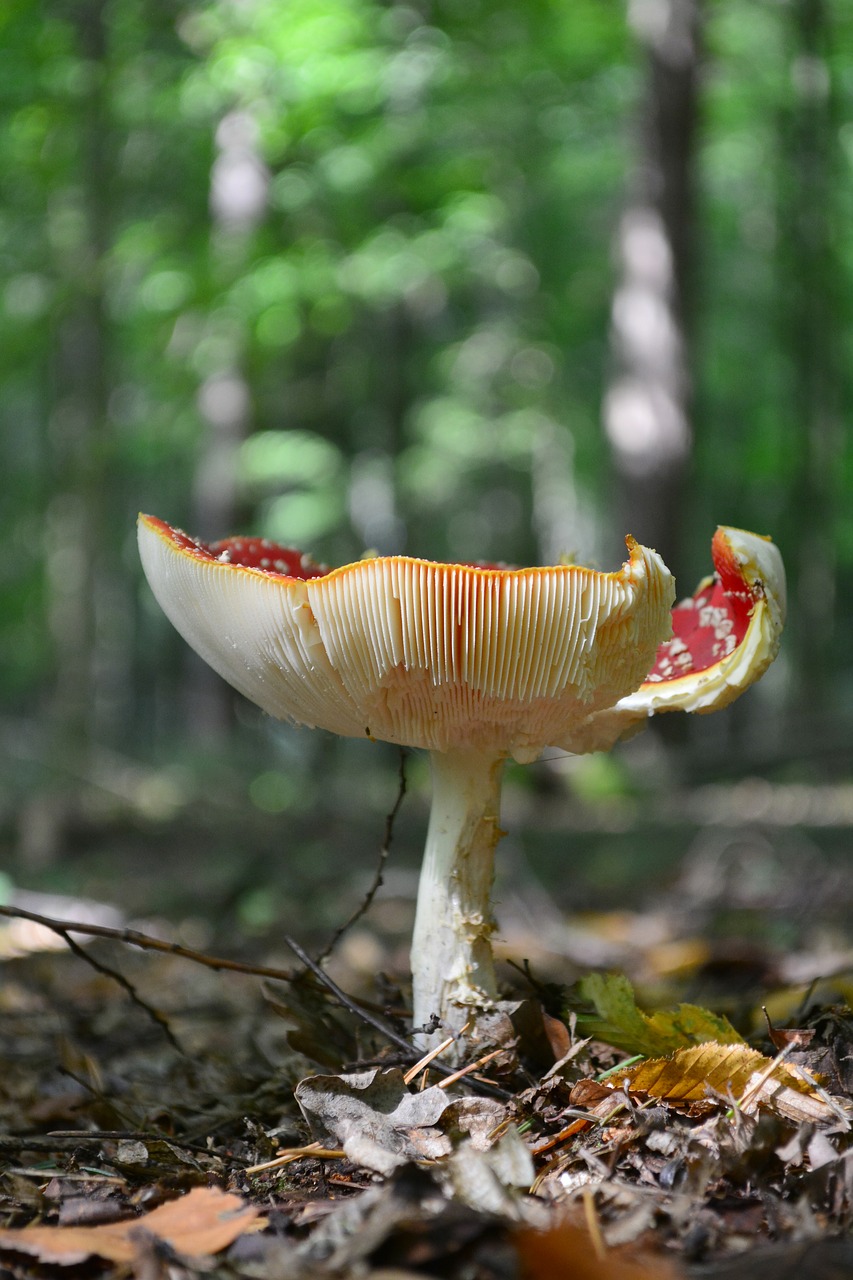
[3,764,853,1279]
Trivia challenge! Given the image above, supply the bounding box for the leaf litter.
[3,915,853,1278]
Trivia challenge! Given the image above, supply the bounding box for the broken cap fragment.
[137,514,676,762]
[555,526,787,756]
[623,525,786,714]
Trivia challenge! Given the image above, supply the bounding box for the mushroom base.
[410,746,506,1057]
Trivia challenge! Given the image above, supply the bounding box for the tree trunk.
[22,0,114,865]
[603,0,702,574]
[779,0,842,716]
[185,111,268,739]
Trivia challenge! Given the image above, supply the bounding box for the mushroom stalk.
[410,746,506,1048]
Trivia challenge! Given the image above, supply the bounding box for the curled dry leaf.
[0,1187,264,1266]
[295,1067,507,1173]
[762,1006,816,1052]
[569,1079,621,1111]
[444,1127,537,1221]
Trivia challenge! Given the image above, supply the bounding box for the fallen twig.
[436,1048,503,1090]
[403,1027,464,1085]
[280,938,511,1098]
[244,1142,345,1175]
[0,904,510,1099]
[47,1131,226,1158]
[0,904,297,981]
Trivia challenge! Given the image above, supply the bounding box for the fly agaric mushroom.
[138,515,784,1050]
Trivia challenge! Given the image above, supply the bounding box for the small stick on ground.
[436,1048,503,1090]
[281,933,419,1057]
[244,1142,346,1175]
[46,1131,230,1158]
[403,1027,466,1085]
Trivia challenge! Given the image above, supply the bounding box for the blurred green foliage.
[0,0,850,797]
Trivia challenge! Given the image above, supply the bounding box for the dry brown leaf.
[762,1006,816,1051]
[516,1221,682,1279]
[0,1186,263,1265]
[620,1043,769,1101]
[541,1011,572,1062]
[569,1080,617,1109]
[741,1070,845,1125]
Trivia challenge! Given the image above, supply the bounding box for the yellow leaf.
[618,1043,766,1100]
[612,1043,842,1123]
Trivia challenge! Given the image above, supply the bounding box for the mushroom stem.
[410,746,506,1050]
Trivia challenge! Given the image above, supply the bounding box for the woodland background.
[1,0,851,966]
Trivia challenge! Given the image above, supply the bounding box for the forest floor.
[2,785,853,1280]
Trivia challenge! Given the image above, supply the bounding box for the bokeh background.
[1,0,851,990]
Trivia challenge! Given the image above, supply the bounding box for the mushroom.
[138,515,784,1051]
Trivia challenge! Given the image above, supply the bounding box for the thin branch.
[315,748,407,965]
[0,904,510,1099]
[43,1132,220,1158]
[436,1047,503,1090]
[0,904,296,981]
[0,901,407,1040]
[281,934,421,1062]
[61,930,184,1054]
[280,935,511,1099]
[0,1136,115,1153]
[57,1066,146,1133]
